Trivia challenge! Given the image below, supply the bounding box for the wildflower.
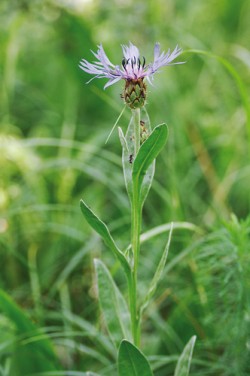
[79,42,184,109]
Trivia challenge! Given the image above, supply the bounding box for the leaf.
[80,200,130,277]
[118,340,153,376]
[139,107,155,205]
[132,123,168,205]
[140,223,173,314]
[174,336,196,376]
[0,289,60,375]
[118,126,128,152]
[120,107,156,205]
[121,114,135,201]
[95,259,132,347]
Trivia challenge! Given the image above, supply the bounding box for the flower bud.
[123,79,147,109]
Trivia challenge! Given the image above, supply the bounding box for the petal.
[122,42,140,60]
[93,44,115,69]
[104,76,122,89]
[147,44,184,75]
[153,42,161,60]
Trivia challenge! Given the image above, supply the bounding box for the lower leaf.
[118,340,153,376]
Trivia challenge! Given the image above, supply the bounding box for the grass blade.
[140,223,173,314]
[0,289,60,374]
[174,336,196,376]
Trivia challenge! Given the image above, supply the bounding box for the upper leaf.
[132,123,168,205]
[120,107,156,205]
[138,107,155,206]
[121,114,135,201]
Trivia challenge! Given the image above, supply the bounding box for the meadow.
[0,0,250,375]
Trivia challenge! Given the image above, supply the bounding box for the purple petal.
[147,44,184,76]
[122,42,140,60]
[104,77,122,89]
[79,42,185,89]
[92,44,115,70]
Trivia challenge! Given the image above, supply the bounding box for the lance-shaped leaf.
[174,336,196,376]
[140,223,173,315]
[120,107,155,204]
[80,200,130,276]
[120,113,135,201]
[138,107,155,205]
[118,340,153,376]
[95,259,132,347]
[132,123,168,205]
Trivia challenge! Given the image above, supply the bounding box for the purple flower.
[79,42,184,89]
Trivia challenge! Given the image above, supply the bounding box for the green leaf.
[118,340,153,376]
[80,200,130,277]
[140,223,173,314]
[121,114,134,201]
[174,336,196,376]
[132,123,168,205]
[118,126,128,152]
[121,107,155,204]
[95,259,132,347]
[0,289,60,375]
[138,107,155,205]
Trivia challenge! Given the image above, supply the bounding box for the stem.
[129,108,142,346]
[131,184,142,346]
[133,108,140,155]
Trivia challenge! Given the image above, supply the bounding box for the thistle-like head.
[79,42,184,108]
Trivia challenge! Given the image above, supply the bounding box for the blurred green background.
[0,0,250,375]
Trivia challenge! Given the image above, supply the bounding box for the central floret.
[121,56,146,79]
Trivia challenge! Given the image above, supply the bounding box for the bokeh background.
[0,0,250,375]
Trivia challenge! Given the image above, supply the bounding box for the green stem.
[133,108,140,155]
[131,185,142,346]
[129,108,142,346]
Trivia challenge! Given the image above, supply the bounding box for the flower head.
[79,42,184,108]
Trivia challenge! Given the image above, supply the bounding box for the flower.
[79,42,184,108]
